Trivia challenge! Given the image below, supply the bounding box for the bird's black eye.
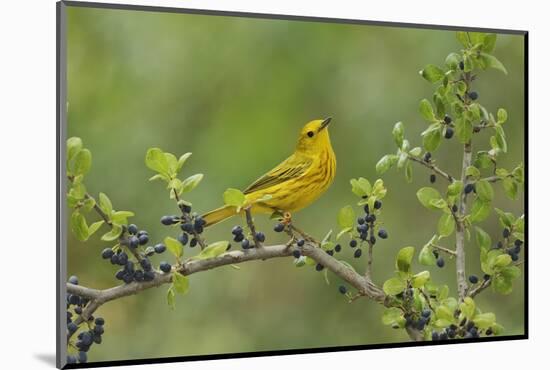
[307,131,314,138]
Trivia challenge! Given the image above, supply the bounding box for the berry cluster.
[432,317,491,340]
[442,115,454,140]
[347,202,388,259]
[100,223,168,284]
[161,204,205,248]
[231,225,265,249]
[404,308,432,331]
[66,276,105,364]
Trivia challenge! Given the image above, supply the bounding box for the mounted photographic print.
[57,1,527,368]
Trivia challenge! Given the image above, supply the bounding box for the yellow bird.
[202,117,336,227]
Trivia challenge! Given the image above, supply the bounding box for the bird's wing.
[243,155,313,195]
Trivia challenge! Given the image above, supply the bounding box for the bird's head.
[295,117,333,155]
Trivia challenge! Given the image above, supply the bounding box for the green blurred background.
[66,5,525,362]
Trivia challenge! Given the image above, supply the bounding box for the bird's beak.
[319,117,332,131]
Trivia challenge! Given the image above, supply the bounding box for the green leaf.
[111,211,134,225]
[494,254,512,268]
[419,245,436,266]
[470,199,491,222]
[456,117,473,143]
[98,193,113,217]
[447,181,463,197]
[81,197,95,212]
[492,275,513,295]
[145,148,170,176]
[88,220,104,236]
[176,152,192,173]
[473,312,496,329]
[166,286,176,310]
[475,227,491,251]
[456,32,470,47]
[396,246,415,274]
[476,180,494,202]
[382,307,403,326]
[501,265,521,280]
[420,64,445,83]
[73,149,92,176]
[350,177,372,197]
[479,52,508,74]
[422,124,442,152]
[67,137,83,163]
[503,178,518,200]
[438,213,455,237]
[164,153,178,175]
[411,271,430,288]
[376,155,397,175]
[409,147,422,157]
[482,34,497,52]
[70,212,89,241]
[494,208,515,228]
[405,161,413,183]
[180,174,204,193]
[465,166,481,179]
[497,108,508,124]
[445,52,461,70]
[416,187,443,211]
[101,224,122,241]
[383,277,406,295]
[419,99,436,122]
[436,305,454,322]
[223,188,246,207]
[195,241,229,260]
[165,236,183,259]
[337,205,355,230]
[392,121,405,147]
[459,297,476,320]
[172,272,189,294]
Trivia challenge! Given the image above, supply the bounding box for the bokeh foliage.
[66,6,524,361]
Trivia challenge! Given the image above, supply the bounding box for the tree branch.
[67,242,387,342]
[408,155,456,183]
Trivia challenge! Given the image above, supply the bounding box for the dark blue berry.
[444,115,452,124]
[374,200,382,209]
[334,244,341,252]
[125,260,134,273]
[95,317,104,325]
[365,214,375,223]
[101,248,114,259]
[93,325,104,335]
[315,263,324,271]
[510,252,519,261]
[514,239,523,247]
[354,249,362,258]
[421,309,431,318]
[357,217,365,225]
[194,216,206,227]
[503,228,510,238]
[437,257,445,268]
[432,331,439,341]
[452,204,458,213]
[69,294,80,305]
[161,215,176,225]
[181,204,192,213]
[68,322,78,333]
[78,351,88,363]
[370,236,376,245]
[483,273,491,281]
[233,233,244,242]
[424,152,432,162]
[190,238,198,247]
[177,233,189,245]
[118,252,128,266]
[115,270,125,280]
[134,270,144,281]
[159,262,171,273]
[459,61,465,70]
[80,332,93,346]
[326,249,334,256]
[363,204,370,214]
[122,272,134,284]
[143,270,155,281]
[68,275,79,285]
[468,91,478,100]
[292,250,301,259]
[464,183,475,194]
[297,239,305,247]
[274,223,285,232]
[469,275,479,284]
[128,236,139,249]
[140,259,152,271]
[110,253,119,265]
[180,223,194,233]
[194,225,204,234]
[439,331,448,340]
[430,174,436,183]
[154,243,166,254]
[357,224,367,233]
[138,234,149,245]
[338,285,347,294]
[241,239,250,249]
[486,328,493,336]
[255,232,266,242]
[67,355,77,364]
[378,229,388,239]
[444,127,454,139]
[231,225,243,235]
[128,224,138,235]
[349,240,357,248]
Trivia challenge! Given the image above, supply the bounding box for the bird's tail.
[202,205,237,227]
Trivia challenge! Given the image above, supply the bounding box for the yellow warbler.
[203,118,336,226]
